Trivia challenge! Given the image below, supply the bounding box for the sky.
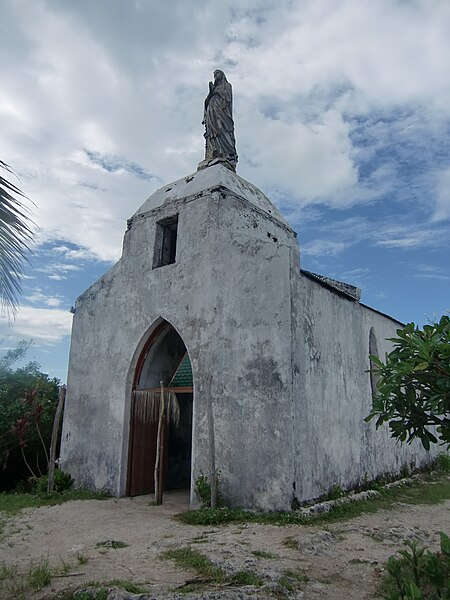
[0,0,449,382]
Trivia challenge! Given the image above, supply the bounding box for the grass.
[76,551,89,565]
[162,546,263,591]
[55,589,108,600]
[0,488,110,516]
[229,570,263,585]
[0,560,18,581]
[162,547,224,581]
[178,470,450,527]
[251,549,277,559]
[45,581,144,600]
[27,557,52,591]
[1,557,52,597]
[282,568,309,583]
[278,569,309,593]
[282,536,300,549]
[0,488,110,538]
[0,559,147,600]
[59,557,72,574]
[106,579,147,594]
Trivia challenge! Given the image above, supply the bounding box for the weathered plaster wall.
[292,276,435,503]
[61,168,298,510]
[61,165,435,511]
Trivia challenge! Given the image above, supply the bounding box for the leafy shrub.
[436,452,450,473]
[0,341,60,490]
[326,483,344,500]
[366,315,450,449]
[382,532,450,599]
[195,471,223,508]
[35,470,74,493]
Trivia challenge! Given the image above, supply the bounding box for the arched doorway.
[127,320,193,496]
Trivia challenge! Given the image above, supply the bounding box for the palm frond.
[0,161,34,319]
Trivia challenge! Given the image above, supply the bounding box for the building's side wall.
[292,275,435,503]
[61,189,297,510]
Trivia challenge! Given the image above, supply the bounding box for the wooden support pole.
[206,374,217,508]
[154,381,166,505]
[47,385,66,493]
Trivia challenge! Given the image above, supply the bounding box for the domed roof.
[133,164,291,229]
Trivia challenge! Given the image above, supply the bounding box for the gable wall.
[61,188,298,510]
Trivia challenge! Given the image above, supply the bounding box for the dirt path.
[1,491,449,599]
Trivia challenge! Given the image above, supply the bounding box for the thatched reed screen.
[132,389,180,426]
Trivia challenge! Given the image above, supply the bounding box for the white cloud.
[433,166,450,222]
[24,290,63,307]
[414,264,450,281]
[0,306,72,344]
[0,0,449,262]
[48,274,67,281]
[374,227,443,250]
[239,108,359,206]
[299,215,450,262]
[302,239,351,257]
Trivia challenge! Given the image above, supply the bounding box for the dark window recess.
[153,215,178,268]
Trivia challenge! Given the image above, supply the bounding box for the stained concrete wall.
[292,275,434,503]
[61,165,435,511]
[61,166,299,510]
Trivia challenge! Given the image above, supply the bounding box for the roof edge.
[301,269,361,301]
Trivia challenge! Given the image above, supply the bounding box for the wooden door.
[128,399,168,496]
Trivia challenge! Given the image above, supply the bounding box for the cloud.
[374,225,448,250]
[413,264,450,282]
[298,213,449,268]
[24,290,63,307]
[48,274,66,281]
[239,108,359,207]
[83,149,159,182]
[433,166,450,222]
[0,306,72,344]
[302,239,351,257]
[0,0,449,265]
[52,245,99,261]
[43,263,80,272]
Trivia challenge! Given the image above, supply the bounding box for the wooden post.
[47,385,66,493]
[206,374,217,508]
[154,381,166,505]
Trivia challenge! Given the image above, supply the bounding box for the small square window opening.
[153,215,178,268]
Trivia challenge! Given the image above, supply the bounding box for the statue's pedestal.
[197,156,236,172]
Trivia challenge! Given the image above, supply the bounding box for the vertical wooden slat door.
[128,398,168,496]
[128,398,158,496]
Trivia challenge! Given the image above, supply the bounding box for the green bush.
[382,532,450,599]
[195,471,223,508]
[366,315,450,450]
[35,470,74,493]
[436,452,450,473]
[0,341,60,490]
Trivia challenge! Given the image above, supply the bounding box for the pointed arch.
[125,318,194,496]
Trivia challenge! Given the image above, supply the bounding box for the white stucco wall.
[61,167,299,510]
[61,166,435,511]
[292,275,435,503]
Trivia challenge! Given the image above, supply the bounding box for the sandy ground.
[1,490,449,599]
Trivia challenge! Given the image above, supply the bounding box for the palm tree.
[0,161,34,319]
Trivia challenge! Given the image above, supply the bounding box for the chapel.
[60,72,432,510]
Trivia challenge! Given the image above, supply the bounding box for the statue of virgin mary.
[198,70,238,172]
